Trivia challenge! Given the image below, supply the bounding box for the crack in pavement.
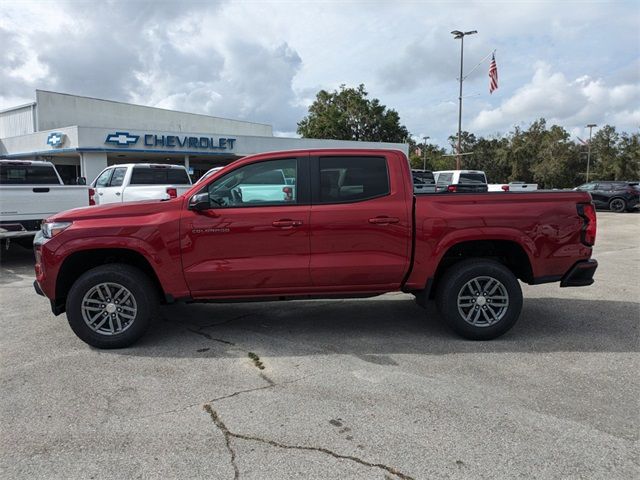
[186,327,236,345]
[134,375,312,421]
[203,404,415,480]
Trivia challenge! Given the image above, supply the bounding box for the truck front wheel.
[436,259,523,340]
[66,264,158,348]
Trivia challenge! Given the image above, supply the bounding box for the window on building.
[318,156,389,204]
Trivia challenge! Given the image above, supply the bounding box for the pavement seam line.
[202,404,415,480]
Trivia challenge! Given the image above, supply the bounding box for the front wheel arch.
[56,248,165,312]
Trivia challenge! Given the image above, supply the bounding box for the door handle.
[272,219,303,228]
[98,192,104,195]
[369,216,399,225]
[115,192,121,196]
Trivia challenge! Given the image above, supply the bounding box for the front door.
[309,154,412,290]
[97,166,127,204]
[180,156,311,296]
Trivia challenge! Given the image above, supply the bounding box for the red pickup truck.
[33,149,598,348]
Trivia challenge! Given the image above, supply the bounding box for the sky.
[1,0,639,149]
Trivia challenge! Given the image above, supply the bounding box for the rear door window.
[109,167,128,187]
[0,164,60,184]
[317,156,389,203]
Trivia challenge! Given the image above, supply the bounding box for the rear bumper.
[560,259,598,287]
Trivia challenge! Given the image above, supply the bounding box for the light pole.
[422,136,429,170]
[586,124,597,182]
[451,29,477,170]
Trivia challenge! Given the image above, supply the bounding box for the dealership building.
[0,90,408,184]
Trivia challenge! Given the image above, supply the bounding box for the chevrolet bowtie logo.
[47,132,64,147]
[105,131,140,146]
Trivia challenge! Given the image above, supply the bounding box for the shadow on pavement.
[113,295,639,358]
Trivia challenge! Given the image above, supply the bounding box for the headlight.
[42,221,73,239]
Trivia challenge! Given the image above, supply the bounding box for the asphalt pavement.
[1,211,638,479]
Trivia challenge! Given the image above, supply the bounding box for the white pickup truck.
[91,163,192,205]
[0,160,91,245]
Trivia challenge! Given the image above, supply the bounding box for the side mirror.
[188,192,211,211]
[76,177,87,185]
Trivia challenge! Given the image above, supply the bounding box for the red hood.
[47,198,182,222]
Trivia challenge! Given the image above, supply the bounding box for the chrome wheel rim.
[457,276,509,327]
[81,282,137,336]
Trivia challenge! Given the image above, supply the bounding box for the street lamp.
[451,29,477,170]
[586,124,597,182]
[422,136,429,170]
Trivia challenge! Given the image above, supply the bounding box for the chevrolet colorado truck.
[33,149,598,348]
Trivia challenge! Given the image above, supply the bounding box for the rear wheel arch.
[428,239,533,299]
[56,248,165,309]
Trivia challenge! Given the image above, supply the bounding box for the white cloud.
[1,0,638,140]
[470,63,640,135]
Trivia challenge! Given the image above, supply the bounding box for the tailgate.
[0,186,90,220]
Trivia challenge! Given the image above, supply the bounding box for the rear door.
[308,154,411,290]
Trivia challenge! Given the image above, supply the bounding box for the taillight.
[501,185,510,192]
[577,203,597,246]
[88,188,96,206]
[447,185,457,193]
[282,186,293,201]
[166,187,177,199]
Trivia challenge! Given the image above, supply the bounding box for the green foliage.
[297,84,409,142]
[448,119,639,188]
[297,86,638,188]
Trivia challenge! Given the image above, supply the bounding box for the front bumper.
[560,259,598,287]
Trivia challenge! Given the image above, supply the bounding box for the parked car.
[34,149,597,348]
[412,169,436,193]
[0,160,91,246]
[574,181,639,212]
[434,170,488,193]
[90,164,192,205]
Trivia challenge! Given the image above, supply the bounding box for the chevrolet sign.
[105,131,235,150]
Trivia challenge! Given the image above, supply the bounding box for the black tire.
[435,259,523,340]
[609,198,626,213]
[66,264,158,348]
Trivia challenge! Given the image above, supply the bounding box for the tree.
[297,84,409,142]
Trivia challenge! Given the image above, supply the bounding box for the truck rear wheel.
[436,259,522,340]
[66,264,158,348]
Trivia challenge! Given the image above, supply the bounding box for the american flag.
[489,53,498,94]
